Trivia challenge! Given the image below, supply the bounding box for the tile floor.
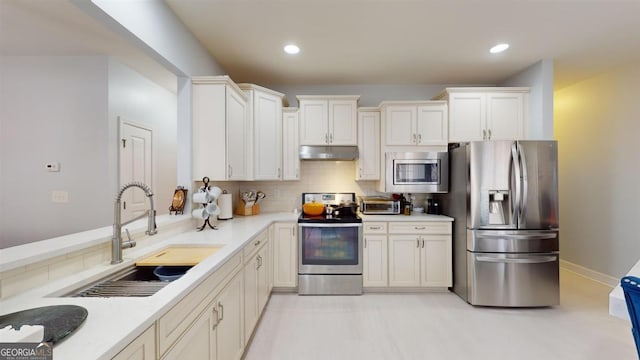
[244,269,636,360]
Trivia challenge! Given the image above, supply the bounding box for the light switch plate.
[45,162,60,172]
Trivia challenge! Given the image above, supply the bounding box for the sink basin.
[61,265,191,298]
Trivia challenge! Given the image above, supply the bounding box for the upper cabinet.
[282,108,300,181]
[239,84,285,181]
[297,95,359,145]
[435,87,529,142]
[356,108,380,180]
[192,76,249,181]
[380,101,448,147]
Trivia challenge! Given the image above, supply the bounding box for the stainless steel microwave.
[385,152,448,193]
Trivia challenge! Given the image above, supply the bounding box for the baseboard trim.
[560,259,618,287]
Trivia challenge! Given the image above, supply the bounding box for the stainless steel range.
[298,193,363,295]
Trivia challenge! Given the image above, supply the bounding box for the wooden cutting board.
[136,246,222,266]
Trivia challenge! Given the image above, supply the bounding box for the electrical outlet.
[51,190,69,203]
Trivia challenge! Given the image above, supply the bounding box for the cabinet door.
[384,105,416,146]
[243,255,259,345]
[416,104,448,146]
[257,244,270,312]
[163,309,216,360]
[448,92,485,142]
[299,99,329,145]
[254,91,282,180]
[420,235,452,287]
[216,272,244,360]
[328,100,357,145]
[356,111,380,180]
[226,88,248,180]
[363,234,388,287]
[282,110,300,180]
[272,223,298,288]
[388,235,421,287]
[486,92,525,140]
[113,325,157,360]
[192,83,226,181]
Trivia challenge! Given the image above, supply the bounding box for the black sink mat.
[0,305,88,344]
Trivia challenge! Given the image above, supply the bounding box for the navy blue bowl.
[153,266,190,281]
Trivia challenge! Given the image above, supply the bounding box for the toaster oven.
[360,197,401,215]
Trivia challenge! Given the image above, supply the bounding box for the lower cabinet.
[244,232,270,344]
[272,223,298,288]
[162,271,243,360]
[363,222,388,287]
[388,222,452,287]
[162,307,216,360]
[216,272,244,360]
[112,324,156,360]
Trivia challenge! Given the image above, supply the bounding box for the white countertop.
[0,212,297,360]
[359,213,454,222]
[609,259,640,321]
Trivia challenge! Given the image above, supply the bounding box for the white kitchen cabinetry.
[157,252,242,358]
[215,271,244,360]
[298,96,359,145]
[243,229,270,344]
[380,101,448,147]
[363,222,388,287]
[192,76,249,181]
[113,324,156,360]
[435,87,529,142]
[240,84,285,180]
[162,307,216,360]
[272,223,298,288]
[282,108,300,180]
[387,222,452,287]
[356,108,380,180]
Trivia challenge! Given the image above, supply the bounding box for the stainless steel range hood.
[299,145,358,160]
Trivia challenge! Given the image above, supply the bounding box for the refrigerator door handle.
[475,233,557,240]
[511,143,521,224]
[517,143,529,224]
[476,256,558,264]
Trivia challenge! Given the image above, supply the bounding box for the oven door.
[298,223,363,274]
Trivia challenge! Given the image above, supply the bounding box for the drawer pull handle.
[414,226,426,230]
[218,302,224,321]
[369,226,381,230]
[254,240,261,247]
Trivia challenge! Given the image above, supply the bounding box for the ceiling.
[2,0,640,90]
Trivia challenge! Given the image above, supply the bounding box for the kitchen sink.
[60,265,191,298]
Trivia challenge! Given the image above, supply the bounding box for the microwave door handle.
[511,143,521,224]
[517,143,528,224]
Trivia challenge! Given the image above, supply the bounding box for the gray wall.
[501,59,555,140]
[0,56,177,248]
[554,61,640,278]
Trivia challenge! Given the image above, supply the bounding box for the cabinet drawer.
[363,222,387,234]
[388,222,451,235]
[243,228,268,262]
[158,252,242,356]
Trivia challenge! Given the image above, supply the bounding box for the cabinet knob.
[482,129,486,140]
[329,133,333,144]
[487,129,492,139]
[417,133,422,144]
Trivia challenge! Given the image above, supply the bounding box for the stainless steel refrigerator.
[444,141,559,307]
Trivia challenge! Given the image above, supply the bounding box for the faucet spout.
[111,182,157,264]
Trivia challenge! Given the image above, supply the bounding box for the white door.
[120,119,152,223]
[282,110,300,180]
[328,100,357,145]
[416,104,448,146]
[299,100,329,145]
[356,111,380,180]
[253,91,282,180]
[226,87,248,180]
[273,223,298,288]
[448,93,485,142]
[486,92,525,140]
[363,234,388,287]
[388,235,421,287]
[420,235,452,287]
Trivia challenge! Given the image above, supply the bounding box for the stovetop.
[298,213,362,224]
[298,192,362,224]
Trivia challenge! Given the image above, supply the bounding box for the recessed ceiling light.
[284,44,300,55]
[490,43,509,54]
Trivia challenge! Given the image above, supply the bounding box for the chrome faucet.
[111,182,158,264]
